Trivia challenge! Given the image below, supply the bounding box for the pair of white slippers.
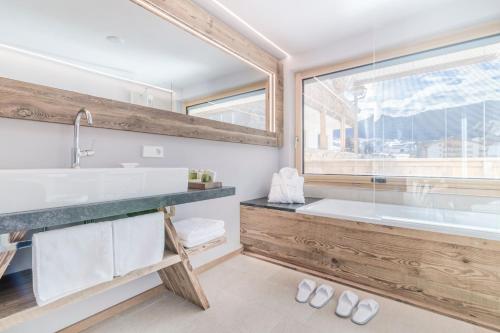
[336,290,379,325]
[295,279,334,308]
[295,279,379,325]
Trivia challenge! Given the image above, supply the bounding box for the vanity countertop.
[240,197,322,212]
[0,186,235,234]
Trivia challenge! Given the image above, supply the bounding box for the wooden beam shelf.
[0,252,181,331]
[185,236,227,256]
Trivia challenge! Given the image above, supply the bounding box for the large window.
[300,34,500,180]
[185,85,267,130]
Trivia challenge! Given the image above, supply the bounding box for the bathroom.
[0,0,499,332]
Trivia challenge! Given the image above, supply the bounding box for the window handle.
[371,176,387,184]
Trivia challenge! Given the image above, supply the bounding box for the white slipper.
[309,284,334,308]
[335,290,359,317]
[352,299,379,325]
[295,279,316,303]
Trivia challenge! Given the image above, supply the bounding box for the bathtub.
[297,198,500,241]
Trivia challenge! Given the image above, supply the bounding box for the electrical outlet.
[142,145,164,158]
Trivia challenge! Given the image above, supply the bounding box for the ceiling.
[0,0,266,90]
[193,0,500,59]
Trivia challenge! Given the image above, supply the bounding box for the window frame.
[295,23,500,196]
[183,81,269,131]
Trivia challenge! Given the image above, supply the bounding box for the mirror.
[0,0,270,131]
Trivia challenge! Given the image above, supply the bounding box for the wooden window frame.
[183,80,270,131]
[295,23,500,196]
[0,0,284,147]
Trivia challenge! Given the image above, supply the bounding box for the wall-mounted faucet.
[72,108,94,168]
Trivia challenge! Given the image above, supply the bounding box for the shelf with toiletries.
[188,169,223,190]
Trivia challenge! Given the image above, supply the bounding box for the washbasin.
[0,168,188,214]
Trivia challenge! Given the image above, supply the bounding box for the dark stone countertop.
[240,197,322,212]
[0,186,235,234]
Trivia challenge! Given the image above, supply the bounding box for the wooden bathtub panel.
[240,205,500,330]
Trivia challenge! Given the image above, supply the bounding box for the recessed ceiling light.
[105,35,124,44]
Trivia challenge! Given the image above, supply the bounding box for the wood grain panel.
[158,260,209,310]
[158,207,210,310]
[275,63,284,145]
[0,77,278,146]
[240,205,500,331]
[185,236,227,256]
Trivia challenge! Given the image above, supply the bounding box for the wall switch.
[142,145,164,158]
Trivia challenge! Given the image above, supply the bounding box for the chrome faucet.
[72,108,94,168]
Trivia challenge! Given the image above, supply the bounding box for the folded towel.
[112,212,165,276]
[182,228,226,248]
[173,217,225,242]
[32,222,114,306]
[268,167,305,204]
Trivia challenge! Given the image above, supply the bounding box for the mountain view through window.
[302,35,500,178]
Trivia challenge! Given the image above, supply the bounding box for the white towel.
[182,228,226,248]
[173,217,225,242]
[32,222,114,306]
[268,167,305,204]
[112,212,165,276]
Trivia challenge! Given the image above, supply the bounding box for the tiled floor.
[84,255,494,333]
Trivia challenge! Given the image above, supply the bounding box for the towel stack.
[268,167,305,204]
[173,217,225,248]
[31,212,164,306]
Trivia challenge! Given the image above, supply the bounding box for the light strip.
[210,0,291,58]
[0,43,174,93]
[132,0,271,75]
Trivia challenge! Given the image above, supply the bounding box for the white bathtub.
[297,199,500,241]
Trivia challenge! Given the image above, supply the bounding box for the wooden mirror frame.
[0,0,283,147]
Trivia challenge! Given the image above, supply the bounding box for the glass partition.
[301,31,500,237]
